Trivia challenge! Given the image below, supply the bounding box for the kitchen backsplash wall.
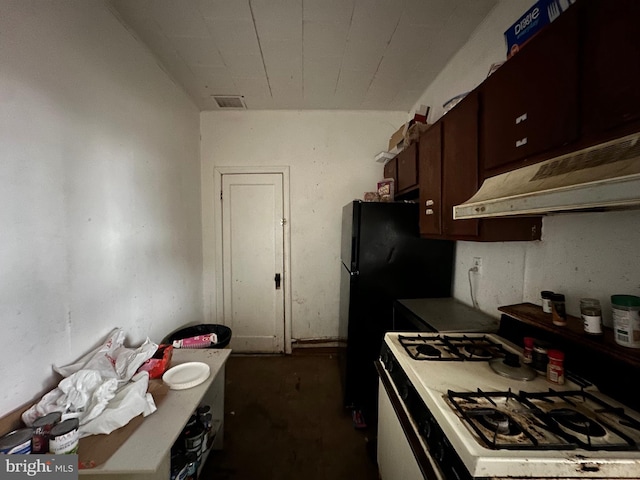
[454,210,640,323]
[412,0,640,320]
[522,210,640,325]
[0,2,202,416]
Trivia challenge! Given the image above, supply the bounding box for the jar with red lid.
[522,337,534,364]
[547,349,565,385]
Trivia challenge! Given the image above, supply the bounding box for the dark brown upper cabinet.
[383,142,418,198]
[418,122,442,236]
[581,0,640,138]
[396,142,418,194]
[418,94,541,242]
[480,4,580,178]
[442,91,480,238]
[383,156,397,183]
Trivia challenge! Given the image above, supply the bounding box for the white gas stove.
[377,332,640,480]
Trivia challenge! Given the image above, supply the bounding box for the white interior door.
[221,173,284,353]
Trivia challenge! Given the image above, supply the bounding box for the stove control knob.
[385,358,395,373]
[381,351,391,370]
[380,351,387,363]
[427,418,438,441]
[418,418,431,439]
[434,438,447,463]
[399,383,410,401]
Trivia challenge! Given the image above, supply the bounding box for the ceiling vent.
[212,95,246,110]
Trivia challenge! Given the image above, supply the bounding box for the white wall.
[412,0,640,322]
[200,111,407,341]
[0,1,202,416]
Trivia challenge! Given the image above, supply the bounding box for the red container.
[137,344,173,379]
[547,349,565,385]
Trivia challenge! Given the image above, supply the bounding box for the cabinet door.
[383,157,397,183]
[442,92,479,237]
[581,0,640,136]
[396,143,418,193]
[481,5,579,174]
[418,123,442,236]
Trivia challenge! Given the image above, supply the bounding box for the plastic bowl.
[163,324,232,349]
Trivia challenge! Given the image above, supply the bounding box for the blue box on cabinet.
[504,0,575,58]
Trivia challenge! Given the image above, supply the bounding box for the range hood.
[454,132,640,219]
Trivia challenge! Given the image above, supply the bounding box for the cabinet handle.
[515,113,528,124]
[425,200,434,206]
[425,209,434,215]
[515,137,528,148]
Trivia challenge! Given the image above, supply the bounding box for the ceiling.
[108,0,498,111]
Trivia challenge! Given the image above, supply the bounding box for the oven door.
[376,361,444,480]
[377,348,475,480]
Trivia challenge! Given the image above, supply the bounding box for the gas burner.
[462,345,494,360]
[470,409,522,436]
[416,344,442,358]
[549,408,607,437]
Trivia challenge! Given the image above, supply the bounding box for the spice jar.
[611,295,640,348]
[531,341,550,374]
[547,350,565,385]
[541,291,554,314]
[522,337,534,364]
[551,293,567,326]
[580,298,603,336]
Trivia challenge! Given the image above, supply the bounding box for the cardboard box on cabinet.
[388,123,407,152]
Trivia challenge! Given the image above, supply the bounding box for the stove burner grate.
[520,390,640,451]
[398,334,507,361]
[549,408,607,437]
[447,389,570,450]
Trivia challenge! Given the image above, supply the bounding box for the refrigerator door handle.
[350,270,359,277]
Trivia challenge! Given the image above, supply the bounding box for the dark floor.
[201,352,380,480]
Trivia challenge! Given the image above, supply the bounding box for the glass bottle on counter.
[580,298,603,336]
[541,291,554,314]
[551,293,567,326]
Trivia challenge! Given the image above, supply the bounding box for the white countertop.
[80,348,231,475]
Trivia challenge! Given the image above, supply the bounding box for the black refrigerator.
[339,200,454,427]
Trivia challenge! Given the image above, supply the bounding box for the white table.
[79,348,231,480]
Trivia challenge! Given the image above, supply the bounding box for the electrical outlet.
[472,257,482,274]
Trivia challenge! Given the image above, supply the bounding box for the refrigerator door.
[338,261,357,408]
[338,201,454,425]
[357,202,453,300]
[340,201,359,272]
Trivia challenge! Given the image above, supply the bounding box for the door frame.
[213,166,292,354]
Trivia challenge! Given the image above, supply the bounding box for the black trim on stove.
[376,360,437,480]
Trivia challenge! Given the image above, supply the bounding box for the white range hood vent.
[453,132,640,219]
